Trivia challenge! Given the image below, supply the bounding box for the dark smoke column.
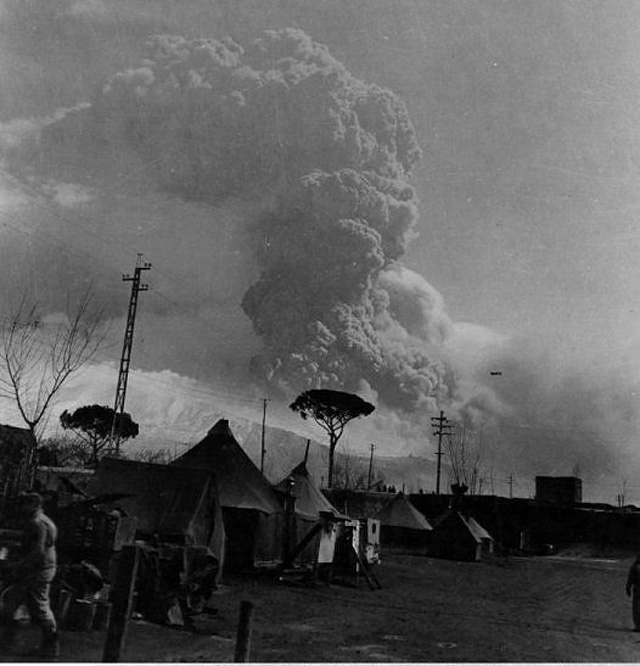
[234,31,448,409]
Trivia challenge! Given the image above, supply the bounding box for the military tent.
[87,458,225,567]
[171,419,284,570]
[429,510,494,562]
[275,461,346,564]
[375,492,432,549]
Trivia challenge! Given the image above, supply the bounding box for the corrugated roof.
[376,492,432,531]
[171,419,283,515]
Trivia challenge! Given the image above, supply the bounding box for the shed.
[429,510,494,562]
[171,419,284,570]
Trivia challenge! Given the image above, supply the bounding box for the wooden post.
[234,600,254,663]
[102,544,140,663]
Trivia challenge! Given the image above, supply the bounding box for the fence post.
[234,600,254,662]
[102,544,140,663]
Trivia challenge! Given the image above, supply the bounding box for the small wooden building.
[429,510,494,562]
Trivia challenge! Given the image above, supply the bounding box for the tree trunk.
[327,437,337,488]
[26,424,38,490]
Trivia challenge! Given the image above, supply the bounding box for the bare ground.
[2,552,640,662]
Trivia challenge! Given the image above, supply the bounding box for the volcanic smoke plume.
[22,28,456,413]
[5,19,640,495]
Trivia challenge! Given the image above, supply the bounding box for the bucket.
[92,601,112,631]
[54,588,73,628]
[67,599,96,631]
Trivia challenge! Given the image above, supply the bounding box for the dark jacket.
[17,510,57,580]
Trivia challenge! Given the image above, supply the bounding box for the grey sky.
[1,0,639,500]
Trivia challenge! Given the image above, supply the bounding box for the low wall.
[323,489,640,553]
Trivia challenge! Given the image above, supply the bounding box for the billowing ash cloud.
[8,25,639,498]
[19,29,460,414]
[2,2,640,503]
[241,172,450,408]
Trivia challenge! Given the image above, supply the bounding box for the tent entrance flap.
[222,508,284,570]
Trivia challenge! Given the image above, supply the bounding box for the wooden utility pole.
[260,398,268,474]
[430,411,452,495]
[508,473,514,499]
[367,443,375,490]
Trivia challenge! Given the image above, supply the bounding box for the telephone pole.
[109,254,151,456]
[508,473,514,499]
[260,398,269,474]
[431,411,452,495]
[367,443,375,490]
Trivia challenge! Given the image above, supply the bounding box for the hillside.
[130,416,437,493]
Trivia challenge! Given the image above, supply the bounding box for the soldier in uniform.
[1,492,59,657]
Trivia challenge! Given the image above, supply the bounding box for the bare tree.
[330,445,386,490]
[38,435,94,468]
[332,447,363,490]
[617,477,628,507]
[0,291,104,475]
[447,423,488,495]
[128,447,173,465]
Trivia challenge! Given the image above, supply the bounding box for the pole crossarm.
[430,410,453,495]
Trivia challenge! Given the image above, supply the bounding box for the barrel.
[67,599,96,631]
[54,588,73,628]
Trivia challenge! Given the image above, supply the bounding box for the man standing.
[1,492,59,657]
[626,554,640,632]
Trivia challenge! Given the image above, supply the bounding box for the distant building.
[535,476,582,505]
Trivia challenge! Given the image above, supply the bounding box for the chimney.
[449,482,468,512]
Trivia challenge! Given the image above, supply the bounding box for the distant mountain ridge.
[131,415,437,493]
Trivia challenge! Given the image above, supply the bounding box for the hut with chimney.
[429,483,494,562]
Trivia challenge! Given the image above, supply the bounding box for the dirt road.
[3,552,640,662]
